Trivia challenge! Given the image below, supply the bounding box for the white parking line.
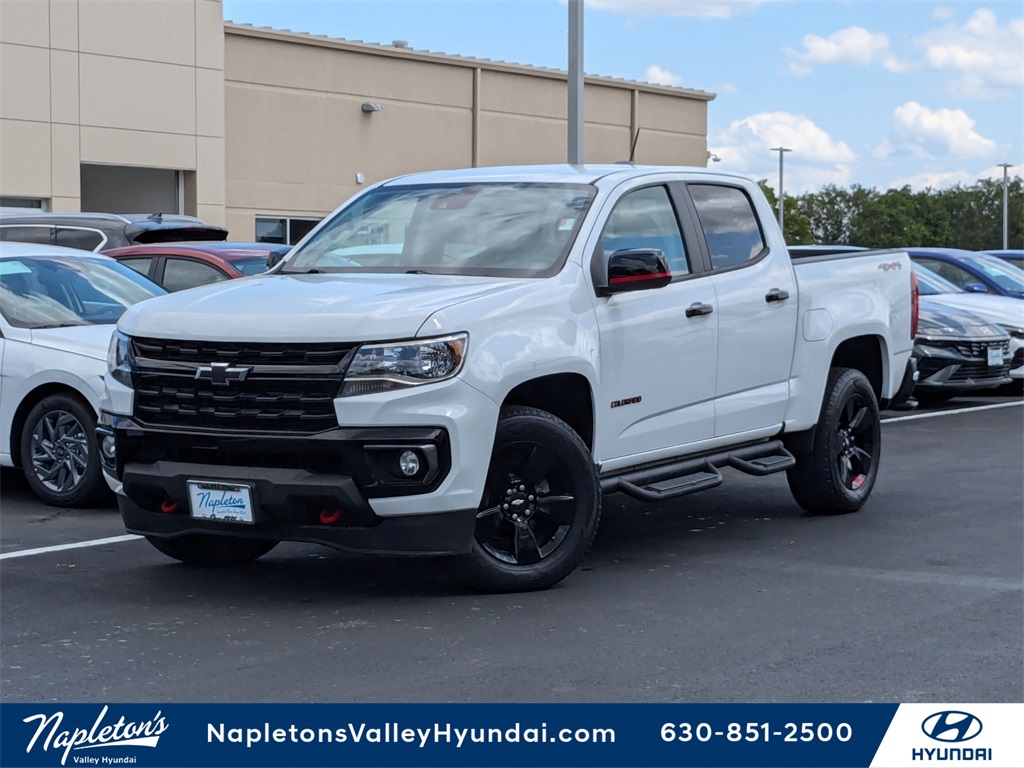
[0,534,142,561]
[882,399,1023,423]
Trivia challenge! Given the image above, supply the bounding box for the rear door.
[590,180,718,464]
[683,183,798,437]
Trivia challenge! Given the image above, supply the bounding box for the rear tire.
[786,367,881,515]
[145,534,278,566]
[456,406,600,593]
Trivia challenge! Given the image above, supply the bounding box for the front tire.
[786,367,881,515]
[19,393,107,507]
[145,534,278,566]
[456,406,601,593]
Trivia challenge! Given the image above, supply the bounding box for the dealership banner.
[0,703,1020,768]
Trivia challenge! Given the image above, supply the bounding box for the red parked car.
[102,242,289,292]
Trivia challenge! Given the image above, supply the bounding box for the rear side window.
[0,225,55,245]
[55,227,105,251]
[118,257,155,278]
[162,258,229,292]
[688,185,767,270]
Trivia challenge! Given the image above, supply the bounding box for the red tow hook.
[160,499,178,514]
[319,509,342,525]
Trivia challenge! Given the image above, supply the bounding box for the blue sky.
[222,0,1023,196]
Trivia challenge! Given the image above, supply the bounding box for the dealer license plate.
[987,347,1004,366]
[187,480,254,524]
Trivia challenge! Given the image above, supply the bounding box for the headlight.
[915,322,960,340]
[998,324,1024,339]
[340,333,468,396]
[107,330,134,387]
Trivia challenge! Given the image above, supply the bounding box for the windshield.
[284,183,596,277]
[0,254,164,329]
[964,254,1024,295]
[913,263,964,296]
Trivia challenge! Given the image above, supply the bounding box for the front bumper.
[99,416,479,555]
[913,337,1012,391]
[118,493,477,556]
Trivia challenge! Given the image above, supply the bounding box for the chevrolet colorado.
[99,165,916,592]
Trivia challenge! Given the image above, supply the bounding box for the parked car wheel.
[786,368,881,515]
[145,534,279,566]
[19,393,106,507]
[456,406,601,593]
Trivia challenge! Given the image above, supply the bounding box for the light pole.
[770,146,792,233]
[997,163,1012,249]
[567,0,584,165]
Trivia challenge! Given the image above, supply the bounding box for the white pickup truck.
[99,165,917,592]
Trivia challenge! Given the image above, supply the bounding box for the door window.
[162,258,229,292]
[55,227,106,251]
[118,257,155,278]
[914,258,989,291]
[599,186,689,275]
[0,225,55,245]
[688,185,767,270]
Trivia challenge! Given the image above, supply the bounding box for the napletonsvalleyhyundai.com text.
[208,722,616,749]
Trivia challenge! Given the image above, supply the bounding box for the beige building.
[1,0,714,242]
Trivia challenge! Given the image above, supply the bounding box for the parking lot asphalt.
[1,397,1021,704]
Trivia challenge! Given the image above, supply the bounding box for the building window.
[0,197,47,210]
[255,216,321,245]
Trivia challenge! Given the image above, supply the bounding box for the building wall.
[224,25,711,240]
[0,0,225,224]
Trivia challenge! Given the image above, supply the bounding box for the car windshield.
[914,264,964,296]
[230,256,271,276]
[964,254,1024,295]
[0,254,163,329]
[283,183,596,278]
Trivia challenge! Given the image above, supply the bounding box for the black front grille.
[130,337,355,434]
[917,338,1011,384]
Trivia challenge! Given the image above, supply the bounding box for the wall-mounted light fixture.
[707,151,721,163]
[361,102,383,113]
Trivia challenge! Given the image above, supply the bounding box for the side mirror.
[265,246,290,271]
[962,282,989,293]
[599,248,672,295]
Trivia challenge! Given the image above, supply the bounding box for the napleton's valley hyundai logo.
[921,711,983,743]
[195,362,252,386]
[23,705,168,765]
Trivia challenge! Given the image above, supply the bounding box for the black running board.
[600,440,796,503]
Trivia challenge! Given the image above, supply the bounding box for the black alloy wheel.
[457,406,600,592]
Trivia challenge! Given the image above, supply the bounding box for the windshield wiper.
[33,322,83,329]
[405,269,435,275]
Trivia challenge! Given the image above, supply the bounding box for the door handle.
[685,302,714,318]
[765,288,790,303]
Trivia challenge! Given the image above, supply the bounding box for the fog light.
[398,450,420,477]
[101,435,116,460]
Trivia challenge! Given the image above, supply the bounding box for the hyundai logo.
[921,711,983,743]
[195,362,251,386]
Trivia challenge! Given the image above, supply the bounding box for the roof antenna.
[628,128,641,164]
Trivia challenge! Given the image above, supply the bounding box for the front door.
[591,183,718,464]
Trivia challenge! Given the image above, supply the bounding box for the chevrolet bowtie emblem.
[195,362,251,386]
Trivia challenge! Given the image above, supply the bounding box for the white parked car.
[0,243,164,506]
[913,264,1024,380]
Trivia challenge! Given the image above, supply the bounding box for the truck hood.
[30,324,115,362]
[117,273,537,341]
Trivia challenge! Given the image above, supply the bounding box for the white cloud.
[644,64,682,86]
[709,111,856,192]
[979,163,1024,181]
[713,81,739,95]
[889,164,1023,191]
[916,8,1024,96]
[888,169,976,190]
[931,6,955,21]
[892,101,997,158]
[586,1,765,19]
[785,25,909,75]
